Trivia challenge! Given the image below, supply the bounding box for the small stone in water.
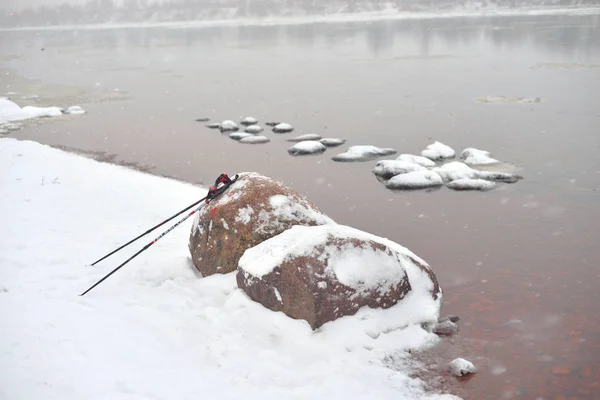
[239,135,270,144]
[272,123,294,133]
[195,117,210,122]
[244,124,264,134]
[287,134,322,142]
[240,116,258,126]
[206,122,221,129]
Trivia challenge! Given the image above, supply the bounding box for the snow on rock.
[240,116,258,125]
[189,172,335,277]
[229,132,254,141]
[239,135,270,144]
[433,320,460,336]
[384,171,444,190]
[244,124,264,134]
[320,138,346,147]
[237,223,442,330]
[206,122,221,129]
[272,122,294,133]
[219,120,239,132]
[64,105,86,115]
[420,141,456,161]
[433,161,522,183]
[395,154,436,167]
[0,139,460,400]
[287,133,323,142]
[372,160,427,180]
[288,141,327,156]
[448,358,477,377]
[460,147,500,165]
[332,145,397,162]
[446,178,496,191]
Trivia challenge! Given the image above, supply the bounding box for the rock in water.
[229,132,254,141]
[288,141,327,156]
[384,171,444,190]
[237,224,441,330]
[219,120,239,132]
[188,172,334,277]
[433,161,522,183]
[372,160,427,180]
[240,116,258,126]
[239,135,270,144]
[448,358,477,377]
[195,117,210,122]
[272,123,294,133]
[244,124,264,134]
[396,154,436,167]
[421,141,456,161]
[287,134,322,142]
[206,122,221,129]
[433,320,459,336]
[265,121,280,126]
[64,105,86,115]
[319,138,346,147]
[332,145,397,162]
[460,147,500,165]
[446,178,496,191]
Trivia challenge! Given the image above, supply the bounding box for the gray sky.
[1,0,138,12]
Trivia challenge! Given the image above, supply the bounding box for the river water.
[1,11,599,399]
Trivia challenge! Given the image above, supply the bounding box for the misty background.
[2,0,599,28]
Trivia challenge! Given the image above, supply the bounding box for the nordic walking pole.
[89,173,234,266]
[89,195,209,266]
[79,174,238,296]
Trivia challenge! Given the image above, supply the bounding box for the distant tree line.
[1,0,599,28]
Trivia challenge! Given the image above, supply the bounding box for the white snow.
[460,148,499,165]
[373,160,427,179]
[0,97,69,124]
[273,287,283,303]
[65,105,86,115]
[0,138,459,400]
[263,194,334,233]
[448,358,477,376]
[395,154,436,167]
[244,124,264,134]
[433,161,521,183]
[235,205,255,224]
[239,135,270,144]
[229,132,254,140]
[219,119,239,131]
[332,145,397,162]
[288,140,327,155]
[446,178,496,191]
[420,141,456,161]
[384,171,444,190]
[272,122,294,133]
[287,133,323,142]
[320,138,346,147]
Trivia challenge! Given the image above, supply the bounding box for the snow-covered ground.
[0,138,460,400]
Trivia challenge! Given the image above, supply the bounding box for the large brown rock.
[188,172,335,277]
[236,224,441,330]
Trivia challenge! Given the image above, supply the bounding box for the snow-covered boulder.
[206,122,221,129]
[219,120,239,132]
[229,132,254,141]
[433,161,522,183]
[372,160,427,180]
[319,138,346,147]
[446,178,496,191]
[272,123,294,133]
[239,135,270,144]
[236,224,441,330]
[332,145,397,162]
[421,141,456,161]
[395,154,436,167]
[287,133,322,142]
[460,147,499,165]
[188,172,334,277]
[448,358,477,377]
[64,105,86,115]
[287,141,327,156]
[244,124,263,134]
[240,116,258,126]
[384,171,444,190]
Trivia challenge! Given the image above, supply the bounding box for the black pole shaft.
[90,195,208,266]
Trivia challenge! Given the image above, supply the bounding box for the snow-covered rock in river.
[319,138,346,147]
[219,120,239,132]
[287,133,322,142]
[433,320,460,336]
[237,224,441,330]
[332,145,397,162]
[396,154,436,167]
[244,124,263,134]
[461,147,500,165]
[446,178,496,191]
[239,135,270,144]
[433,161,522,183]
[272,123,294,133]
[206,122,221,129]
[420,141,456,161]
[229,132,254,141]
[64,105,86,115]
[240,116,258,126]
[265,121,280,126]
[1,97,65,124]
[384,171,444,190]
[373,160,427,180]
[448,358,477,377]
[288,141,327,156]
[189,172,334,277]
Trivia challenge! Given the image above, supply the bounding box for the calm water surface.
[1,14,599,399]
